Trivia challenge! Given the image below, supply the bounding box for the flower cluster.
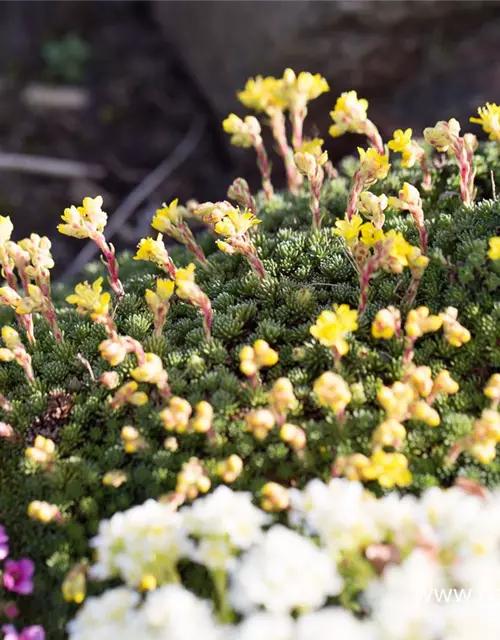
[151,199,207,264]
[329,90,384,154]
[388,128,431,190]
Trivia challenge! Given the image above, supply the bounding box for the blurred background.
[1,0,500,276]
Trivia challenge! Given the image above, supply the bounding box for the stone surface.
[154,0,500,138]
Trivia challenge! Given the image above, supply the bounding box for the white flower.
[141,584,221,640]
[67,587,145,640]
[90,499,185,586]
[290,478,383,558]
[230,525,343,614]
[231,613,295,640]
[182,486,268,570]
[296,608,375,640]
[366,550,445,640]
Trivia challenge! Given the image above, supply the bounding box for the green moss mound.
[2,142,500,635]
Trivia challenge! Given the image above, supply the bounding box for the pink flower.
[2,559,34,595]
[0,526,8,561]
[2,603,19,619]
[2,625,45,640]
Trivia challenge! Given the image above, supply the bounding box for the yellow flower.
[102,471,128,488]
[246,408,276,440]
[62,562,87,604]
[313,371,351,413]
[152,199,182,232]
[216,454,243,484]
[58,196,107,239]
[470,103,500,141]
[484,373,500,403]
[371,307,400,340]
[377,381,415,420]
[388,128,413,153]
[423,118,460,152]
[160,397,192,434]
[282,69,329,102]
[66,277,110,320]
[488,237,500,260]
[279,422,306,451]
[358,192,388,222]
[0,216,14,245]
[310,304,358,356]
[145,279,175,312]
[357,147,391,182]
[18,234,54,272]
[26,435,55,464]
[372,418,407,449]
[222,114,261,148]
[237,75,287,113]
[405,307,443,339]
[240,339,279,376]
[261,482,289,512]
[363,450,412,488]
[131,353,167,385]
[268,377,298,415]
[329,91,369,137]
[388,182,421,211]
[360,222,384,247]
[0,286,21,309]
[99,336,130,367]
[16,284,45,315]
[383,230,412,272]
[439,307,470,347]
[28,500,61,523]
[410,400,440,427]
[214,206,261,237]
[134,234,170,264]
[191,401,213,434]
[2,326,21,350]
[433,370,459,396]
[334,214,363,245]
[110,381,149,408]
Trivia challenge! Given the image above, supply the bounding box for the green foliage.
[2,143,500,635]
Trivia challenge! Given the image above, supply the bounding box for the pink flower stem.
[402,336,416,370]
[199,299,212,340]
[419,153,432,192]
[453,140,475,207]
[94,235,124,298]
[254,140,274,202]
[290,106,305,150]
[161,257,177,280]
[310,168,324,230]
[346,173,365,221]
[153,305,169,339]
[245,248,266,279]
[270,110,302,195]
[366,123,385,155]
[156,380,171,401]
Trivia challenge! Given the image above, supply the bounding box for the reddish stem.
[254,140,273,202]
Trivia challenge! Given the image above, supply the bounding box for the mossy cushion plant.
[1,71,500,636]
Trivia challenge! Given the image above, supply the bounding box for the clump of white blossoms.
[90,499,185,586]
[68,585,222,640]
[230,524,343,614]
[68,483,500,640]
[183,485,269,570]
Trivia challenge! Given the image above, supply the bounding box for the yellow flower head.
[470,103,500,141]
[26,435,56,465]
[383,230,412,273]
[145,278,175,313]
[358,192,388,223]
[488,237,500,260]
[217,454,243,484]
[360,222,384,247]
[18,234,54,272]
[134,234,170,266]
[240,339,279,376]
[334,214,363,246]
[268,377,298,415]
[152,199,182,232]
[2,326,21,350]
[214,206,261,237]
[66,277,110,320]
[372,418,407,449]
[371,307,401,340]
[62,563,87,604]
[388,182,421,211]
[246,408,276,440]
[222,114,262,148]
[424,118,460,152]
[282,69,329,102]
[131,352,167,386]
[387,128,421,168]
[310,304,358,355]
[357,147,391,183]
[377,381,415,420]
[16,284,45,315]
[0,216,14,245]
[439,307,470,347]
[362,450,412,488]
[58,196,107,239]
[237,75,287,113]
[329,91,369,137]
[99,335,130,367]
[160,396,192,434]
[405,306,443,340]
[313,371,351,414]
[28,500,61,524]
[0,286,21,309]
[191,400,213,434]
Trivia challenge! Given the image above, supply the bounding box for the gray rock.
[154,0,500,136]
